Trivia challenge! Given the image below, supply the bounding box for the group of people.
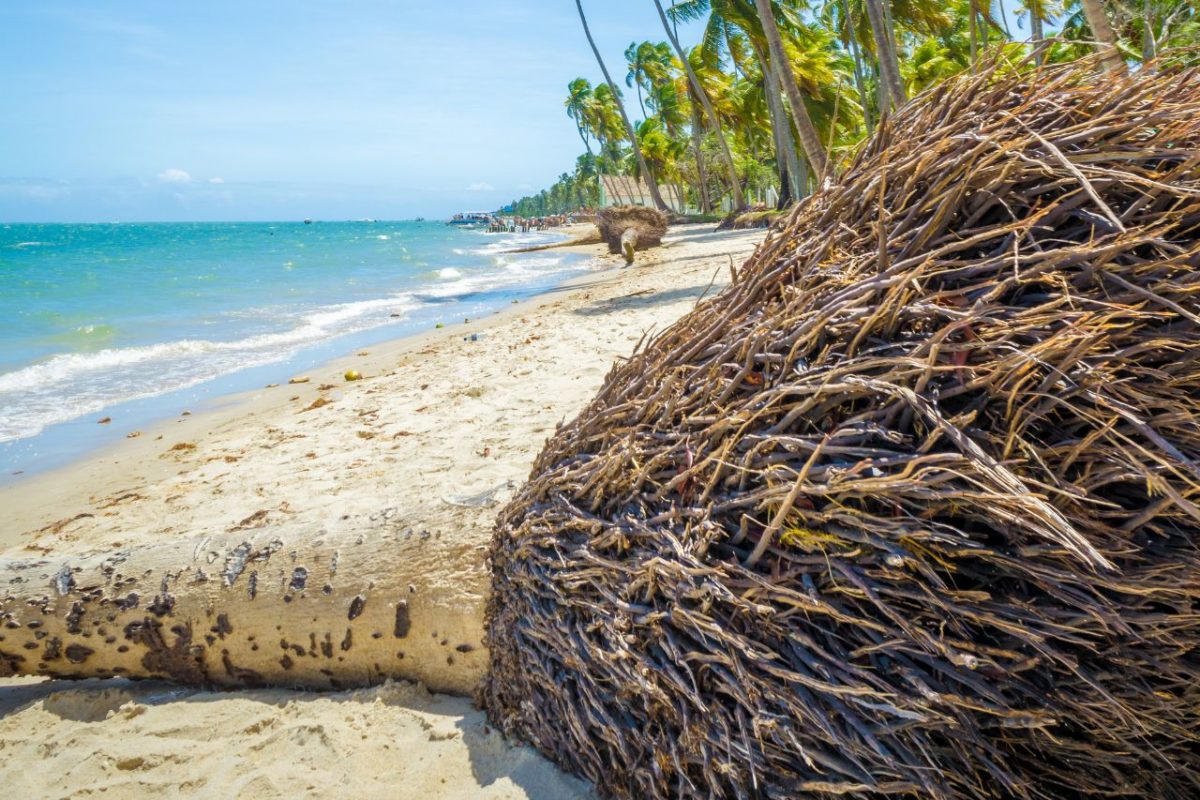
[490,212,589,233]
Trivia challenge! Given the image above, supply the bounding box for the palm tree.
[670,0,804,204]
[1143,0,1157,62]
[574,0,670,211]
[1079,0,1127,72]
[624,42,657,118]
[752,0,831,180]
[654,0,745,209]
[864,0,907,108]
[832,0,877,135]
[565,78,597,158]
[1018,1,1057,65]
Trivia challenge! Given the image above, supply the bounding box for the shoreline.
[0,223,597,486]
[0,223,767,799]
[0,228,611,544]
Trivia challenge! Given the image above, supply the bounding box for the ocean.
[0,220,585,479]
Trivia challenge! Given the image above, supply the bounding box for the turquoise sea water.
[0,221,583,479]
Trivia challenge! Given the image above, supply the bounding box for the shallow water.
[0,220,583,478]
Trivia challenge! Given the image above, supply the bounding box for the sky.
[0,1,1033,223]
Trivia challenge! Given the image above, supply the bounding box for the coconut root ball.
[597,206,671,258]
[483,56,1200,800]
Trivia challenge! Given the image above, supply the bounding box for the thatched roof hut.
[484,55,1200,799]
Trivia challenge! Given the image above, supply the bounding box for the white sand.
[0,224,766,799]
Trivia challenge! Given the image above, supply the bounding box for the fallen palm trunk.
[0,527,485,694]
[484,54,1200,799]
[597,206,669,264]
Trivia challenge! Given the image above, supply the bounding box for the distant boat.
[447,212,494,227]
[303,218,313,225]
[415,217,425,222]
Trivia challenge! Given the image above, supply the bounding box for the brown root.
[484,54,1200,800]
[596,206,670,261]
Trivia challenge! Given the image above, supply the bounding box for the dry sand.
[0,223,765,799]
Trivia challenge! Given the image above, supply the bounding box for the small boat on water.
[447,211,494,227]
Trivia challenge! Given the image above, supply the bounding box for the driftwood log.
[0,527,485,694]
[597,206,670,264]
[484,55,1200,799]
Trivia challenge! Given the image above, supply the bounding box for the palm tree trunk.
[981,0,990,51]
[752,0,829,181]
[577,126,594,159]
[689,103,713,213]
[1031,6,1046,66]
[574,0,669,211]
[654,0,744,210]
[970,0,979,67]
[864,0,906,110]
[0,528,485,695]
[1142,0,1157,65]
[755,40,802,205]
[1080,0,1127,74]
[842,0,875,137]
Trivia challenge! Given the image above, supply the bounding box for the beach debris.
[300,397,331,412]
[344,370,362,382]
[716,203,783,230]
[126,431,141,439]
[483,56,1200,800]
[435,322,445,329]
[288,376,310,384]
[596,206,669,265]
[97,417,111,424]
[0,526,484,695]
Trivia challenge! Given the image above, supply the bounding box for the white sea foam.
[0,293,423,442]
[437,268,462,279]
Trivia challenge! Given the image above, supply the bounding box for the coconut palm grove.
[505,1,1197,220]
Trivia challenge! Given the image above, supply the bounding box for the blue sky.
[1,1,1033,222]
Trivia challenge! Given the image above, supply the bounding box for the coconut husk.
[597,206,670,257]
[483,54,1200,800]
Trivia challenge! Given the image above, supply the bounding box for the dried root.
[484,54,1200,800]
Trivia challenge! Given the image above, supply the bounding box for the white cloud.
[466,182,495,192]
[157,168,192,184]
[208,177,225,184]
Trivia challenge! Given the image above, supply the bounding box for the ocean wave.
[0,223,585,444]
[0,294,423,442]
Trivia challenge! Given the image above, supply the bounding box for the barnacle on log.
[484,55,1200,800]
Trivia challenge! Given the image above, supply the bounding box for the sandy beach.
[0,223,765,799]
